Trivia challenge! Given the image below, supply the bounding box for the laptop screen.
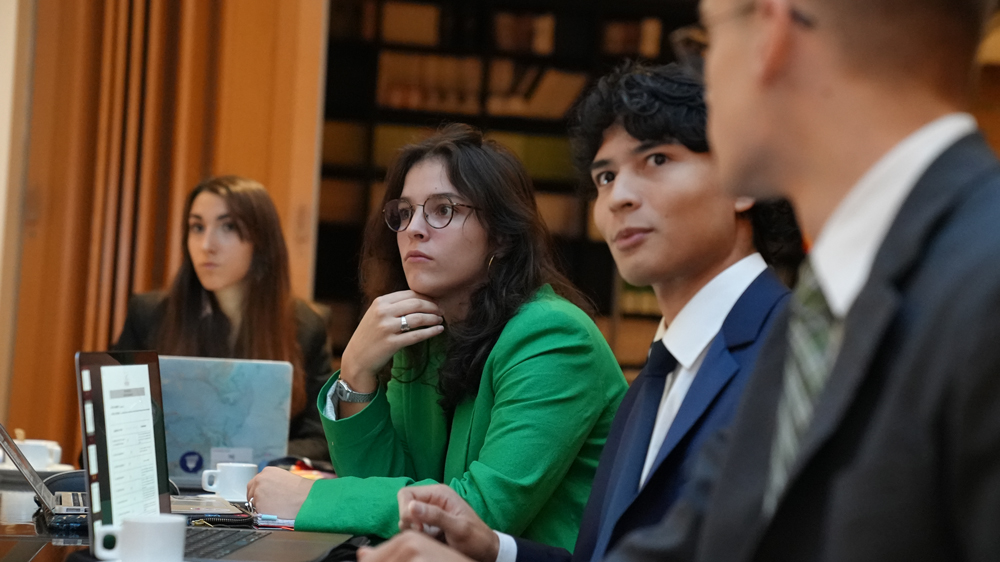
[76,351,171,534]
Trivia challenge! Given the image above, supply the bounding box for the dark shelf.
[489,0,600,13]
[314,222,365,302]
[623,312,663,321]
[489,51,593,72]
[484,115,569,135]
[532,178,580,194]
[328,38,378,52]
[379,43,481,57]
[376,107,484,128]
[600,0,699,20]
[321,164,379,181]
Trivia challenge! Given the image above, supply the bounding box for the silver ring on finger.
[400,315,411,333]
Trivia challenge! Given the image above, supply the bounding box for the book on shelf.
[486,132,575,181]
[619,282,660,317]
[322,121,369,167]
[320,179,367,225]
[487,61,588,120]
[381,1,440,47]
[535,192,584,238]
[494,12,556,56]
[377,51,481,114]
[602,18,662,58]
[329,0,377,41]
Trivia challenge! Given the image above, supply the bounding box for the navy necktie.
[645,340,677,379]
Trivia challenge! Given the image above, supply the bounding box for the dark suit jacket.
[516,268,789,562]
[112,291,335,461]
[606,133,1000,562]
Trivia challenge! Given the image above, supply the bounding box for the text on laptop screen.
[78,351,171,530]
[99,364,160,519]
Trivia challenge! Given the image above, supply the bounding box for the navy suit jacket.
[516,267,789,562]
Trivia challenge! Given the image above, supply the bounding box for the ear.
[734,196,756,213]
[754,0,795,85]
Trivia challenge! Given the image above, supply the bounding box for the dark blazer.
[606,133,1000,562]
[516,268,789,562]
[112,291,335,461]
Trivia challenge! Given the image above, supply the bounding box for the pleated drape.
[7,0,327,455]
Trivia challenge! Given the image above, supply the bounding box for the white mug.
[201,462,257,502]
[93,513,186,562]
[15,439,61,470]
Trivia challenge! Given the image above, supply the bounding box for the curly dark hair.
[569,61,805,281]
[360,123,590,413]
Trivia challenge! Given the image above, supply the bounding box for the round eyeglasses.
[382,194,478,232]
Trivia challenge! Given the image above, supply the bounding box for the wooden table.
[0,482,88,562]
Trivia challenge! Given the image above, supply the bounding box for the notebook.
[75,351,350,561]
[158,356,292,489]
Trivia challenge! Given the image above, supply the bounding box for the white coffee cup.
[15,439,61,470]
[93,513,186,562]
[201,462,257,502]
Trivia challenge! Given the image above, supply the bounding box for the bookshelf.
[315,0,697,377]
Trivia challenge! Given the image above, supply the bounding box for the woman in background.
[248,124,627,550]
[113,175,333,460]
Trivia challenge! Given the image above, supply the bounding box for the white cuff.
[494,531,518,562]
[323,384,339,420]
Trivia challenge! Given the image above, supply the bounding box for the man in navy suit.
[354,63,800,562]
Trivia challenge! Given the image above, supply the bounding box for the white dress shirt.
[494,253,768,562]
[638,252,767,487]
[810,113,977,318]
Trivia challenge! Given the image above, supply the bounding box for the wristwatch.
[334,378,377,403]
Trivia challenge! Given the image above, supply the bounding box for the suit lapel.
[650,269,789,478]
[590,369,668,561]
[770,132,1000,519]
[651,340,737,472]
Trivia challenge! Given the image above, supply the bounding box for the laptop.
[76,351,350,561]
[0,422,88,518]
[158,356,292,489]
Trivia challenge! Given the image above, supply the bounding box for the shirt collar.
[661,253,768,369]
[810,113,977,319]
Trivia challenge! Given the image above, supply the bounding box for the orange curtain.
[8,0,327,457]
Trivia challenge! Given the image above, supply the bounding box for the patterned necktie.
[763,260,844,515]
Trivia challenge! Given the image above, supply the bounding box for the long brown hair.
[158,175,306,416]
[361,124,590,413]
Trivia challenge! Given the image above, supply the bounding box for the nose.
[201,226,217,252]
[406,208,430,240]
[608,170,641,213]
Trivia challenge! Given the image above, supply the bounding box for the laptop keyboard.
[184,527,271,560]
[55,492,87,507]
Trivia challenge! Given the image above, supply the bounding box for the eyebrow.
[399,192,462,202]
[634,139,672,153]
[188,213,231,221]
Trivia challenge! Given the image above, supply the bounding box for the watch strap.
[335,378,377,403]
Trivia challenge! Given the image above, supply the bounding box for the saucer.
[0,459,76,482]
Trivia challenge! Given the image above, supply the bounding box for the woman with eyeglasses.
[247,124,627,549]
[112,176,334,461]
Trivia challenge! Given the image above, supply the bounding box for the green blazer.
[295,286,627,550]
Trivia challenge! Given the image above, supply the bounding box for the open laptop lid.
[158,355,292,488]
[0,422,59,511]
[76,351,171,547]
